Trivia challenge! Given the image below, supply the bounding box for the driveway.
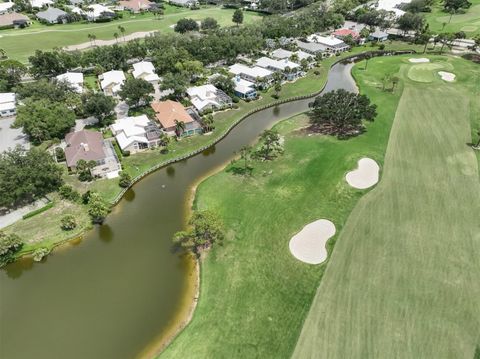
[0,117,30,153]
[115,101,129,119]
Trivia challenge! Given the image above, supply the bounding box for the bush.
[232,96,240,103]
[61,214,77,231]
[82,190,92,204]
[58,185,81,202]
[22,202,54,219]
[33,247,50,261]
[379,44,385,50]
[122,150,131,157]
[0,232,23,267]
[55,147,65,162]
[118,171,132,188]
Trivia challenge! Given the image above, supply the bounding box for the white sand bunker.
[346,158,380,189]
[409,58,430,63]
[289,219,335,264]
[438,71,456,82]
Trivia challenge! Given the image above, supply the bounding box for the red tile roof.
[332,29,360,38]
[151,100,193,130]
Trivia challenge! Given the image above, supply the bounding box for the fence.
[111,49,416,205]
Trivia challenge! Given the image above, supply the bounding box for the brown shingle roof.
[65,130,105,167]
[119,0,152,11]
[0,12,29,27]
[151,100,193,130]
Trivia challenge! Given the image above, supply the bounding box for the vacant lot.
[0,6,262,63]
[293,56,480,358]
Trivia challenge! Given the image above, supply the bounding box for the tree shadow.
[226,165,253,176]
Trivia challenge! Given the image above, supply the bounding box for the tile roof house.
[119,0,153,12]
[332,28,360,39]
[65,130,121,178]
[186,84,232,113]
[36,7,67,24]
[56,72,84,93]
[306,34,349,54]
[151,100,201,136]
[110,115,162,153]
[0,12,30,28]
[132,61,160,84]
[255,56,301,81]
[228,63,273,88]
[99,70,125,96]
[0,92,16,117]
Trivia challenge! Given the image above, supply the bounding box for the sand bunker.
[289,219,336,264]
[438,71,456,82]
[346,158,380,189]
[409,58,430,63]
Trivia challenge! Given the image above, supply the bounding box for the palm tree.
[174,120,186,138]
[239,145,252,175]
[114,32,119,43]
[202,114,214,133]
[391,76,399,92]
[364,53,372,70]
[274,81,282,98]
[289,53,299,63]
[88,34,97,46]
[475,130,480,148]
[0,48,6,59]
[118,25,126,42]
[159,133,170,152]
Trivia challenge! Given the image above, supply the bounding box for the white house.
[132,61,160,84]
[110,115,162,153]
[186,84,232,113]
[30,0,53,8]
[228,64,273,88]
[233,77,257,100]
[169,0,198,7]
[306,34,349,54]
[85,4,115,21]
[99,70,125,97]
[271,48,313,62]
[255,56,301,81]
[56,72,84,93]
[0,92,16,117]
[0,2,14,14]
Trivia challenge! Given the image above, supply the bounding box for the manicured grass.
[159,55,414,358]
[293,56,480,357]
[0,6,263,63]
[424,0,480,36]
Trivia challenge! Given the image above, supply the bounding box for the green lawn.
[424,0,480,36]
[0,6,263,63]
[293,56,480,358]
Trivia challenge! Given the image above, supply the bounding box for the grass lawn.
[424,0,480,36]
[159,54,429,358]
[0,6,263,63]
[292,56,480,358]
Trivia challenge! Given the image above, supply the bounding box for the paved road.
[0,117,30,153]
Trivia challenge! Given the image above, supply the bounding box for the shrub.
[61,214,77,231]
[22,202,54,219]
[118,171,132,188]
[122,150,131,157]
[33,247,50,261]
[0,232,23,267]
[55,147,65,162]
[82,190,92,204]
[58,185,81,202]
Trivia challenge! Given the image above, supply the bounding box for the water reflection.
[202,145,216,157]
[273,105,281,117]
[166,166,175,177]
[3,256,34,279]
[124,189,136,202]
[99,224,113,243]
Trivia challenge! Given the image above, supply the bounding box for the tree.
[364,53,372,70]
[359,27,370,39]
[437,32,455,54]
[58,184,80,202]
[475,130,480,148]
[232,9,243,26]
[60,214,77,231]
[391,76,399,92]
[159,133,171,153]
[118,25,126,41]
[274,81,282,98]
[75,159,97,182]
[239,145,252,175]
[28,50,70,78]
[160,72,188,100]
[0,60,26,91]
[172,210,225,256]
[81,92,116,126]
[55,147,66,162]
[202,114,214,133]
[397,12,425,34]
[0,232,23,267]
[444,0,471,22]
[174,120,186,138]
[253,129,283,161]
[87,192,109,224]
[201,17,219,30]
[309,90,377,138]
[16,78,77,103]
[0,147,63,207]
[212,75,235,97]
[118,171,132,188]
[174,18,199,33]
[14,99,75,144]
[114,32,119,43]
[118,78,154,107]
[415,30,432,53]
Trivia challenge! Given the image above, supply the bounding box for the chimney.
[81,143,89,152]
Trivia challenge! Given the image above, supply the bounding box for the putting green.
[407,62,450,83]
[461,25,478,31]
[292,56,480,358]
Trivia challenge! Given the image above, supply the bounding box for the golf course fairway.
[292,56,480,358]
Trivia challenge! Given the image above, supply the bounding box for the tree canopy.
[0,232,23,267]
[174,18,199,33]
[82,92,116,126]
[118,78,154,107]
[444,0,471,13]
[309,89,377,138]
[232,9,244,25]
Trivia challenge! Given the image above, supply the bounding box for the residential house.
[85,4,115,21]
[332,28,360,40]
[65,130,121,179]
[228,63,273,88]
[255,56,301,81]
[368,30,389,42]
[151,100,202,136]
[132,61,159,85]
[306,34,349,54]
[119,0,153,12]
[36,7,67,24]
[56,72,84,93]
[0,1,14,15]
[169,0,198,7]
[186,84,232,113]
[30,0,53,8]
[295,40,325,56]
[99,70,125,97]
[111,115,162,153]
[232,77,257,100]
[0,92,15,117]
[270,48,313,62]
[0,12,30,28]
